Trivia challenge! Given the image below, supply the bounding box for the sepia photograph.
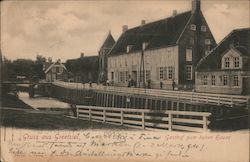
[0,0,249,162]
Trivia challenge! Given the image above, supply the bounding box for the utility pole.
[139,42,146,88]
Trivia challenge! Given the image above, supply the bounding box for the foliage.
[1,55,47,81]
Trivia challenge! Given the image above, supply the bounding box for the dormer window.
[224,57,230,68]
[142,42,149,51]
[201,25,206,32]
[234,57,239,68]
[190,24,196,31]
[126,45,133,53]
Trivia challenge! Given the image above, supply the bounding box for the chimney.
[81,52,84,58]
[122,25,128,33]
[172,10,177,17]
[141,20,146,25]
[192,0,200,14]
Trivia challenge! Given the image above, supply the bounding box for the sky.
[1,0,249,62]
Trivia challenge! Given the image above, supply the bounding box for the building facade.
[107,0,216,90]
[195,28,250,95]
[98,32,115,84]
[44,60,68,82]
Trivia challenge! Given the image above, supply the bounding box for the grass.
[0,93,130,130]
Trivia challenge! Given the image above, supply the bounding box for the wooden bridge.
[53,81,250,108]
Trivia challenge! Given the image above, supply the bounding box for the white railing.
[76,105,211,132]
[53,81,250,107]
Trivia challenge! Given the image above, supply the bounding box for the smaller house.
[44,59,68,82]
[195,28,250,95]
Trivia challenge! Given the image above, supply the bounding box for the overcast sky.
[1,0,249,62]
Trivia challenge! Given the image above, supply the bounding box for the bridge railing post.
[77,106,79,119]
[168,112,172,131]
[203,116,208,132]
[142,112,145,129]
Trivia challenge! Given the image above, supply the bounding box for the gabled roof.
[44,60,67,73]
[109,11,192,56]
[196,28,250,71]
[100,32,115,50]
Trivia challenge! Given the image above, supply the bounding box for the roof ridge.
[125,10,192,32]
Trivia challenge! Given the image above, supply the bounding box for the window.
[224,57,230,68]
[168,67,174,80]
[159,67,164,80]
[203,75,208,85]
[233,75,239,86]
[125,71,129,82]
[146,70,151,81]
[111,72,114,80]
[126,45,133,53]
[223,75,228,86]
[142,42,149,50]
[119,72,125,82]
[201,25,206,32]
[234,57,239,68]
[205,39,211,45]
[190,24,196,31]
[186,49,192,61]
[211,75,216,85]
[186,65,192,80]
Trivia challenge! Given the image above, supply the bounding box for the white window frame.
[203,75,208,85]
[211,75,216,85]
[126,45,133,53]
[233,75,239,87]
[168,67,174,80]
[190,24,196,31]
[223,75,228,86]
[186,65,192,80]
[159,67,164,80]
[201,25,206,32]
[224,57,230,68]
[234,57,239,68]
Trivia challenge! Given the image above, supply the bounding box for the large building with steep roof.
[195,28,250,95]
[107,0,216,89]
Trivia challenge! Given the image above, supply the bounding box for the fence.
[53,81,250,107]
[76,105,211,132]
